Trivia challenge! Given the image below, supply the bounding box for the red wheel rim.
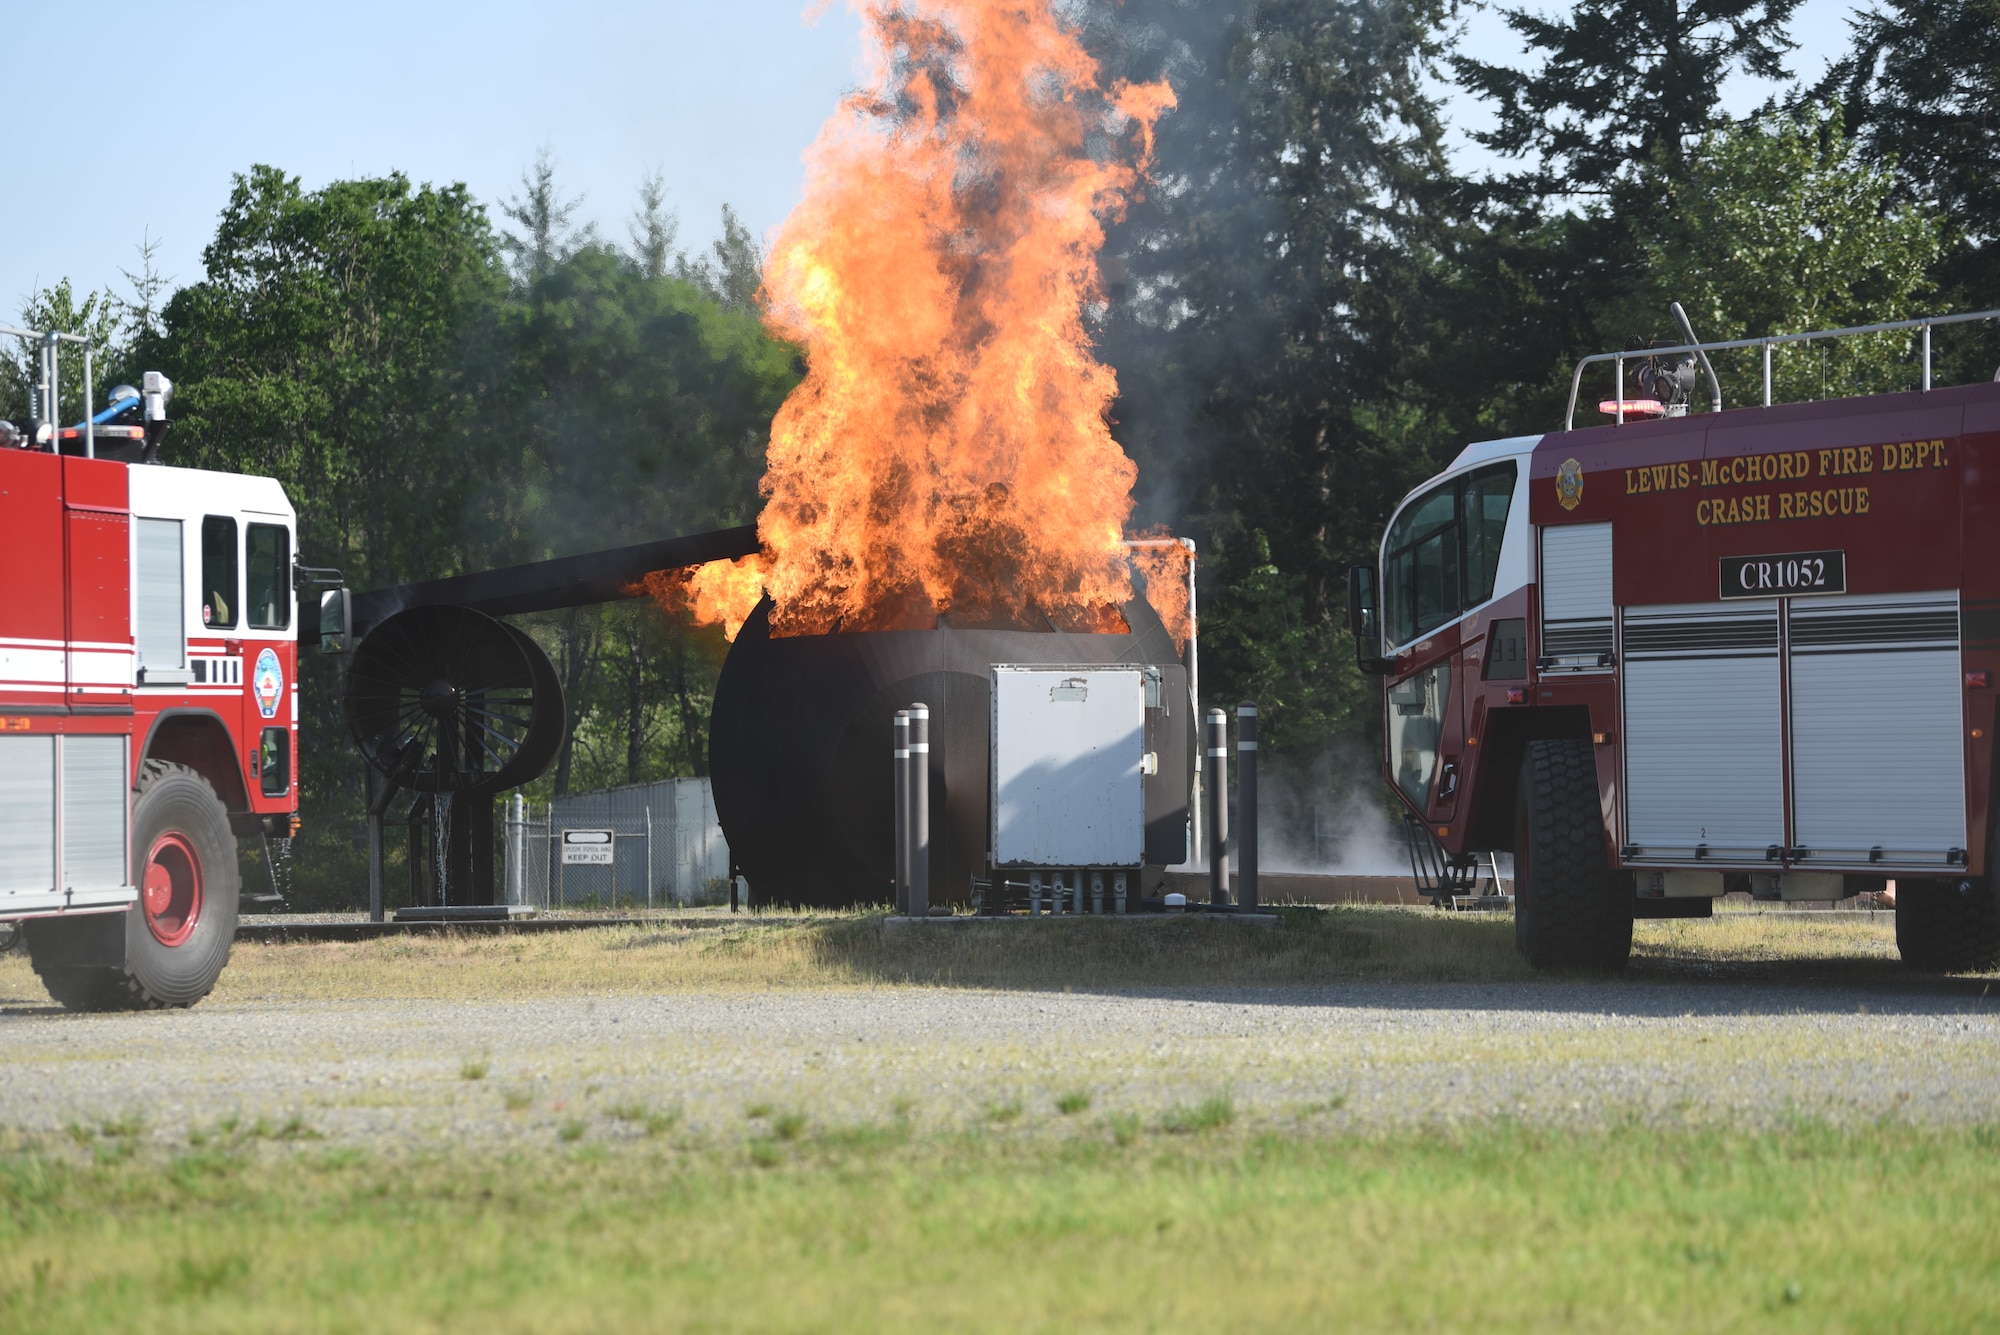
[141,832,203,948]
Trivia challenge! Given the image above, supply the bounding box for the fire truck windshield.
[1382,462,1517,647]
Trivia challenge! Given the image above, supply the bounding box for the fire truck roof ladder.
[1563,306,2000,431]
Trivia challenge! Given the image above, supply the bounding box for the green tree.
[675,204,765,315]
[1454,0,1803,199]
[1618,106,1942,404]
[146,165,504,587]
[1820,0,2000,379]
[1098,0,1455,752]
[499,146,597,285]
[485,240,796,791]
[1,279,130,435]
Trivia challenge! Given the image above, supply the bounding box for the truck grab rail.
[2,323,99,457]
[1563,307,2000,431]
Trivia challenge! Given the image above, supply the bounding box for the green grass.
[7,905,1981,1011]
[1159,1093,1235,1134]
[3,1120,1997,1331]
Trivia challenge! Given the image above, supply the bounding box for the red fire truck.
[1350,308,2000,971]
[0,329,318,1009]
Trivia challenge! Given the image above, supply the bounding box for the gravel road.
[6,978,1999,1148]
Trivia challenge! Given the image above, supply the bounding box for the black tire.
[1895,877,2000,972]
[1514,739,1632,971]
[27,950,125,1010]
[30,761,240,1011]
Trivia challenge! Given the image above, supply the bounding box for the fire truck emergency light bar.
[1564,306,2000,431]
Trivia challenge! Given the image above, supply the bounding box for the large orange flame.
[668,0,1180,644]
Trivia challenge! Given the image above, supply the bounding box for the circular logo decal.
[253,647,284,720]
[1556,457,1585,511]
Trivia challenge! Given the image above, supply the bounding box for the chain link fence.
[503,778,730,909]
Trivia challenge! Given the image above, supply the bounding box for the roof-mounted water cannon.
[140,371,173,460]
[1596,304,1725,422]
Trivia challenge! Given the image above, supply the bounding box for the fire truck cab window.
[1461,465,1515,607]
[246,524,291,630]
[1382,462,1517,647]
[200,516,237,629]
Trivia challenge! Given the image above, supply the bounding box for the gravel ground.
[5,978,1999,1149]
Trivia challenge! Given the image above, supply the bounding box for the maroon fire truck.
[0,332,323,1009]
[1349,308,2000,971]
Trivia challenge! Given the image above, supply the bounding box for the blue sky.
[5,0,1864,323]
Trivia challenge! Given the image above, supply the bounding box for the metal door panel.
[1540,523,1613,670]
[0,736,55,896]
[1622,601,1785,860]
[62,735,129,893]
[1789,592,1964,867]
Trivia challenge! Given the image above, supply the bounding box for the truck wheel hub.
[141,833,203,948]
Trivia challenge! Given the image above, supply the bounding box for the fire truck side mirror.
[1347,564,1391,674]
[319,588,352,655]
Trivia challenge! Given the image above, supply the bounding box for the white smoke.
[1253,742,1409,876]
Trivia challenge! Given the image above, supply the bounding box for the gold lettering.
[1841,447,1858,475]
[1810,490,1824,517]
[1902,442,1917,470]
[1756,493,1770,522]
[1817,449,1833,477]
[1624,468,1636,494]
[1856,486,1869,514]
[1794,451,1810,479]
[1676,462,1691,488]
[1779,492,1794,519]
[1859,444,1874,472]
[1695,499,1708,525]
[1702,459,1719,487]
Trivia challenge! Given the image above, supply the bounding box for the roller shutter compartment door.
[1539,523,1613,672]
[62,735,129,893]
[1621,601,1785,862]
[1789,592,1963,869]
[0,736,55,898]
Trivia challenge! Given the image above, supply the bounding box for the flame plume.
[668,0,1179,641]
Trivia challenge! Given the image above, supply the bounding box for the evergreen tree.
[1820,0,2000,378]
[1454,0,1804,199]
[1098,0,1456,750]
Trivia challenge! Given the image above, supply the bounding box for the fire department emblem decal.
[253,648,283,720]
[1556,457,1585,510]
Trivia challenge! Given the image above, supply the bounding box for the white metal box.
[990,665,1147,868]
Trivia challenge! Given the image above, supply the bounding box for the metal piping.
[1563,307,2000,430]
[2,326,99,456]
[1670,302,1722,413]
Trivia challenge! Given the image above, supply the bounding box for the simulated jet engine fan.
[344,604,565,795]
